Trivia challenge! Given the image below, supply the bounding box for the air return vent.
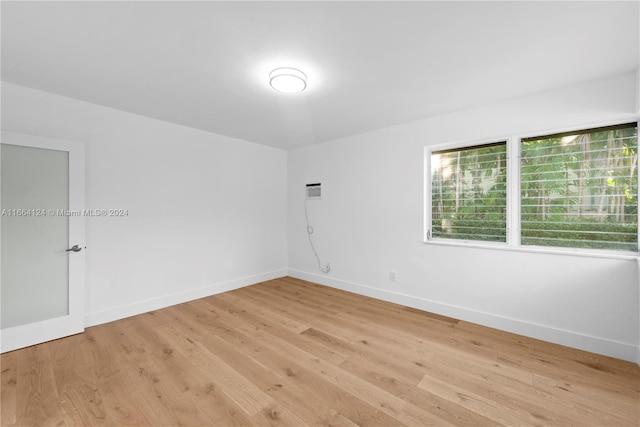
[305,183,322,199]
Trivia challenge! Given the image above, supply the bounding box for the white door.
[0,131,85,353]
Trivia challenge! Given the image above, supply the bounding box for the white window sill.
[423,238,639,261]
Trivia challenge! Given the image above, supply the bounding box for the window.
[521,123,638,251]
[429,141,507,243]
[426,122,639,254]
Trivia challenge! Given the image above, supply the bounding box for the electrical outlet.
[389,271,397,282]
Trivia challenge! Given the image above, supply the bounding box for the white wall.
[1,82,288,326]
[637,67,640,115]
[288,71,640,363]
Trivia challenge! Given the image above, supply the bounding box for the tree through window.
[520,123,638,251]
[426,122,639,254]
[430,142,507,242]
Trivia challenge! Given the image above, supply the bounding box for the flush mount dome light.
[269,67,307,93]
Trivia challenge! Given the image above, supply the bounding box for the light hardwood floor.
[1,277,639,426]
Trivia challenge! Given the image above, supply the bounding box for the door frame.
[1,131,85,353]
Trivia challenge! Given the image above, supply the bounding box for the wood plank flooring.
[1,276,639,426]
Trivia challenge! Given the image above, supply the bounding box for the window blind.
[431,142,507,242]
[520,123,638,251]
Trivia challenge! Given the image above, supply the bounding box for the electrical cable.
[304,198,330,273]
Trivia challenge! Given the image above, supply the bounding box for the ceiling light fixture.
[269,67,307,94]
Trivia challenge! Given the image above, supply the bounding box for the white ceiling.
[2,1,638,150]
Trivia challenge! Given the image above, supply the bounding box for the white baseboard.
[288,269,639,364]
[85,270,287,328]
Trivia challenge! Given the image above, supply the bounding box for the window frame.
[424,137,513,249]
[424,119,640,259]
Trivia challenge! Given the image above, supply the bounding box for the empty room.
[1,1,639,426]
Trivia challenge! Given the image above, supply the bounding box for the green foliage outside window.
[429,123,638,252]
[521,124,638,251]
[431,142,507,242]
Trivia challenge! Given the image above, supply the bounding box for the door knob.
[66,245,83,252]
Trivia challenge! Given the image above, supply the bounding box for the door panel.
[0,132,85,353]
[2,144,70,328]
